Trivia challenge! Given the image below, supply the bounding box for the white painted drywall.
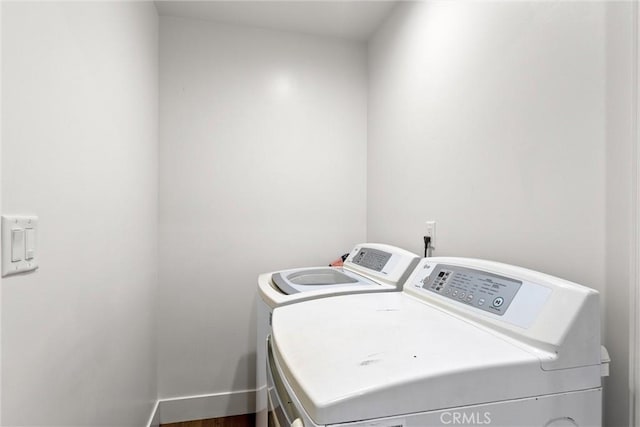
[605,2,635,426]
[368,1,606,292]
[1,2,158,426]
[368,2,634,425]
[158,15,367,404]
[0,1,3,422]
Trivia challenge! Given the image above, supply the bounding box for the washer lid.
[272,267,377,295]
[271,292,601,425]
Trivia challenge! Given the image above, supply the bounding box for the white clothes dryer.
[256,243,420,427]
[268,257,610,427]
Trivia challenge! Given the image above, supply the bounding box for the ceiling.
[154,1,398,41]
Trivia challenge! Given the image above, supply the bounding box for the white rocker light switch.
[2,215,39,277]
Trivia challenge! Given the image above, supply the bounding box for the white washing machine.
[268,257,610,427]
[256,243,420,427]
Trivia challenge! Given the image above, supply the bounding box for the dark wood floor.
[161,414,255,427]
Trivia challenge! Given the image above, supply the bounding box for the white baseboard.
[147,389,257,426]
[147,400,160,427]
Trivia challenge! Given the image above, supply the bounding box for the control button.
[466,294,473,301]
[25,228,36,260]
[452,290,458,297]
[478,298,485,306]
[11,229,25,262]
[459,292,466,299]
[445,288,451,295]
[492,297,504,308]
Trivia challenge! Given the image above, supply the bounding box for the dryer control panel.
[405,257,553,329]
[404,256,603,371]
[423,264,522,316]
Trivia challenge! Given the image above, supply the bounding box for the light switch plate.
[2,215,39,277]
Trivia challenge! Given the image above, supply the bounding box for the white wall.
[158,14,367,409]
[1,2,158,426]
[605,3,635,426]
[368,1,606,289]
[0,0,4,422]
[368,2,634,426]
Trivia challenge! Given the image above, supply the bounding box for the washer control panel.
[422,264,522,316]
[350,248,392,272]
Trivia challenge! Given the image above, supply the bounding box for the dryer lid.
[271,292,602,425]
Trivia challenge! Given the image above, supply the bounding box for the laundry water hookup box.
[2,215,39,277]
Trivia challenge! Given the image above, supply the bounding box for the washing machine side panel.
[257,297,272,427]
[330,388,602,427]
[269,336,322,427]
